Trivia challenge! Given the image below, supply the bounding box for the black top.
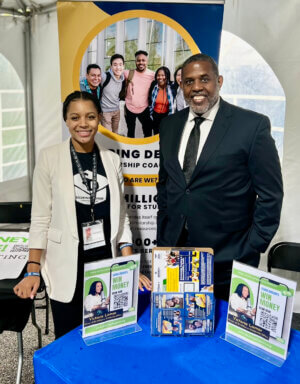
[71,146,112,264]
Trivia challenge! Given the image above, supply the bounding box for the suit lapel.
[164,108,189,187]
[61,139,78,239]
[190,99,232,182]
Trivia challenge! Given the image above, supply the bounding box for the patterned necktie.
[182,116,205,184]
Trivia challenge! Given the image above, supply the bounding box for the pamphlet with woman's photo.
[226,261,297,361]
[82,254,140,338]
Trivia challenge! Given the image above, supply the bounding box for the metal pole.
[24,17,35,199]
[16,332,23,384]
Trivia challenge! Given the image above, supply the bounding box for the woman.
[229,283,256,324]
[148,66,175,135]
[14,91,151,338]
[171,66,188,112]
[84,281,109,316]
[188,320,203,330]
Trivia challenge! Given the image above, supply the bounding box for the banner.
[57,1,224,275]
[0,231,28,279]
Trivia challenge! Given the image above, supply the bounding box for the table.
[33,294,300,384]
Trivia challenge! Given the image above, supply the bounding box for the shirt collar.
[188,97,220,123]
[109,68,124,82]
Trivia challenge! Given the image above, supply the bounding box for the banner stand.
[81,323,142,346]
[220,332,287,367]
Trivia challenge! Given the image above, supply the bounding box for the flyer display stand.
[224,261,297,366]
[151,291,215,336]
[81,323,142,346]
[82,254,141,344]
[151,247,215,336]
[221,332,288,367]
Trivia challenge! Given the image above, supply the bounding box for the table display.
[33,295,300,384]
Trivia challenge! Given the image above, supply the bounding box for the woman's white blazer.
[29,137,132,302]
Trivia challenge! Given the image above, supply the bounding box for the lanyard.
[70,141,97,222]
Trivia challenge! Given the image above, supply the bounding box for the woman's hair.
[155,66,171,85]
[88,280,103,296]
[63,91,101,121]
[192,320,202,328]
[173,66,182,89]
[235,283,250,299]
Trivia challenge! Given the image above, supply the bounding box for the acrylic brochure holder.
[221,331,287,367]
[82,254,141,346]
[82,323,142,346]
[151,247,215,336]
[222,261,296,367]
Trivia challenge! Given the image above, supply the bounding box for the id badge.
[82,220,105,250]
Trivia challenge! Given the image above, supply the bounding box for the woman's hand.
[14,249,42,300]
[139,273,152,291]
[119,244,152,291]
[14,276,40,300]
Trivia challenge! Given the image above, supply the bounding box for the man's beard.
[186,93,219,115]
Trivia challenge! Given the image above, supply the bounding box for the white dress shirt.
[178,98,220,168]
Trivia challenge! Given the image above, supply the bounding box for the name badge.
[82,220,105,250]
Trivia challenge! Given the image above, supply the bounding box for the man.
[157,53,283,300]
[100,54,126,134]
[124,50,154,138]
[80,64,101,105]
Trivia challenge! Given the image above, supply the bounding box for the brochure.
[82,254,140,339]
[151,292,215,336]
[152,247,214,293]
[225,261,297,362]
[151,247,215,336]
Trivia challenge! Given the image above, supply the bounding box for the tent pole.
[24,17,35,199]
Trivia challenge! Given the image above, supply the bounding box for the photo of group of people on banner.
[79,17,190,138]
[80,51,186,138]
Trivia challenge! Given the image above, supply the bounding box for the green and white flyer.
[0,231,29,279]
[82,254,140,339]
[226,261,297,363]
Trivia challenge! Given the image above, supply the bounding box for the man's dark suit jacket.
[157,98,283,285]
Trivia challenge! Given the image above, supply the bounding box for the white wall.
[223,0,300,310]
[31,11,62,157]
[0,16,31,200]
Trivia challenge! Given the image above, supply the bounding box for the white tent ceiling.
[0,0,55,15]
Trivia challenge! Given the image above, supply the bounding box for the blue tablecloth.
[34,294,300,384]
